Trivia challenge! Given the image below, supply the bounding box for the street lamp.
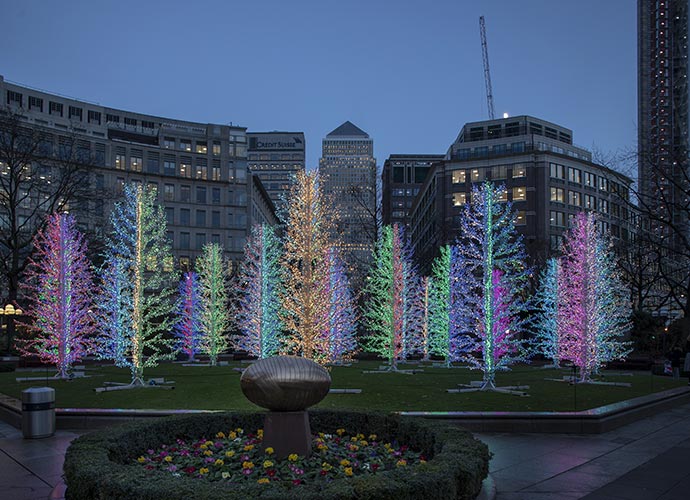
[1,303,23,353]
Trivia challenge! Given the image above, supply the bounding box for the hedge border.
[63,409,490,500]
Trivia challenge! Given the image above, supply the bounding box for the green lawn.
[0,361,685,412]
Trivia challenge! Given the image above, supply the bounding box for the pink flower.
[242,469,253,475]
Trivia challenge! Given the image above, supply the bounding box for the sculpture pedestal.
[262,411,311,459]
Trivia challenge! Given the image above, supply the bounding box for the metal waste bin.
[21,387,55,439]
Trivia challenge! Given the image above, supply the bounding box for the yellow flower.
[344,467,353,476]
[221,471,231,479]
[244,444,255,451]
[199,467,209,475]
[235,427,243,434]
[368,434,377,441]
[288,454,298,462]
[350,436,358,442]
[318,432,325,438]
[257,429,264,438]
[356,433,365,440]
[340,459,351,467]
[229,431,237,439]
[359,440,368,447]
[322,462,333,471]
[242,461,255,469]
[420,459,427,464]
[204,450,213,456]
[263,460,273,468]
[200,444,208,450]
[164,456,172,462]
[214,459,224,466]
[317,443,328,451]
[137,456,146,463]
[336,428,345,436]
[264,447,274,455]
[396,459,407,467]
[225,451,235,458]
[216,431,226,439]
[204,440,214,446]
[257,478,270,484]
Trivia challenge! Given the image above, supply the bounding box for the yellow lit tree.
[280,170,338,364]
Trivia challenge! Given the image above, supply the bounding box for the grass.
[0,360,685,413]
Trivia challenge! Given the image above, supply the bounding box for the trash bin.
[21,387,55,439]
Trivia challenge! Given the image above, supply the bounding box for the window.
[452,170,466,184]
[211,234,221,245]
[49,102,63,116]
[568,190,581,206]
[491,165,507,180]
[599,199,609,214]
[212,187,221,204]
[195,163,208,180]
[550,211,566,227]
[612,203,620,218]
[180,232,190,250]
[180,208,190,226]
[196,141,207,154]
[141,120,155,129]
[29,96,43,112]
[124,117,137,127]
[147,182,158,197]
[393,166,404,182]
[212,166,221,181]
[512,164,527,178]
[106,113,119,123]
[550,187,564,202]
[146,157,159,174]
[164,160,176,176]
[179,162,191,178]
[584,194,596,210]
[115,154,125,170]
[196,186,206,204]
[550,235,562,250]
[87,110,101,124]
[550,163,565,179]
[515,211,526,225]
[180,185,191,202]
[130,156,142,172]
[471,169,483,182]
[163,137,175,149]
[512,187,526,201]
[196,210,206,227]
[68,106,83,121]
[212,141,221,156]
[599,177,609,191]
[180,139,192,151]
[236,167,247,182]
[452,192,467,206]
[211,211,220,228]
[583,171,596,188]
[7,90,23,106]
[195,233,206,250]
[568,167,581,184]
[497,188,508,202]
[164,184,174,201]
[165,207,174,225]
[166,231,174,246]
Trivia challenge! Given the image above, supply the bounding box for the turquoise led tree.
[197,242,231,366]
[530,258,562,367]
[98,183,175,386]
[321,247,358,364]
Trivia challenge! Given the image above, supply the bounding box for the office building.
[0,75,277,274]
[382,154,444,228]
[247,131,305,213]
[319,121,377,275]
[409,116,634,272]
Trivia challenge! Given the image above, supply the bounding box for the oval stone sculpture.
[240,356,331,411]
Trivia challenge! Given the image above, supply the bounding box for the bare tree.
[0,107,97,351]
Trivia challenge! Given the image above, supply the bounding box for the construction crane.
[479,16,495,120]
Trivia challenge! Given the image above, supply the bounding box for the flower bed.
[136,427,425,484]
[64,410,490,500]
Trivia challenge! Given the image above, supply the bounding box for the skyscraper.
[319,121,377,276]
[637,0,689,236]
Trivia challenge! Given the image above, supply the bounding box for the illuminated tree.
[454,182,530,389]
[530,258,562,367]
[363,224,418,370]
[321,247,358,364]
[236,224,283,359]
[95,255,131,367]
[197,243,231,366]
[16,213,96,378]
[99,183,175,385]
[174,271,202,362]
[280,170,335,364]
[415,276,432,361]
[558,212,632,382]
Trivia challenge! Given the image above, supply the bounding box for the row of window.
[451,164,528,184]
[549,162,626,195]
[452,187,527,206]
[163,207,246,228]
[112,154,247,182]
[248,154,304,161]
[549,188,613,212]
[114,179,248,206]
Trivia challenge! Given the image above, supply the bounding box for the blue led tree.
[529,258,562,367]
[236,224,283,359]
[174,271,203,362]
[321,247,358,364]
[96,255,131,367]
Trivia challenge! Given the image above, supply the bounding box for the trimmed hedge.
[64,410,490,500]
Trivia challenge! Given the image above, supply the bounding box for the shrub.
[64,410,489,500]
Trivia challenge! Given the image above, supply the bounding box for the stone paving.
[0,402,689,499]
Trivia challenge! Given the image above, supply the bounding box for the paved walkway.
[0,402,689,499]
[478,401,690,499]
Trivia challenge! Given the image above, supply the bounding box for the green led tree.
[197,242,231,366]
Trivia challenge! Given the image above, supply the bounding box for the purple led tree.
[321,247,358,364]
[16,213,96,379]
[558,212,632,383]
[235,224,283,359]
[197,242,231,366]
[174,271,203,362]
[453,182,530,392]
[529,258,562,367]
[415,276,432,361]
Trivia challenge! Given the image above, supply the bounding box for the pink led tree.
[174,271,203,362]
[16,213,96,378]
[558,212,632,383]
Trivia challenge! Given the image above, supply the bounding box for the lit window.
[515,211,526,225]
[452,170,466,184]
[512,164,526,178]
[512,187,526,201]
[550,187,564,202]
[452,192,467,206]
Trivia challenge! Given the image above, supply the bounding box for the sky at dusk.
[1,0,637,175]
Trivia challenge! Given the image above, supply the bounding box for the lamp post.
[1,303,23,353]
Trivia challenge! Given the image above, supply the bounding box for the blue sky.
[1,0,636,173]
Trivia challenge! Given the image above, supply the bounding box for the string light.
[197,243,231,366]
